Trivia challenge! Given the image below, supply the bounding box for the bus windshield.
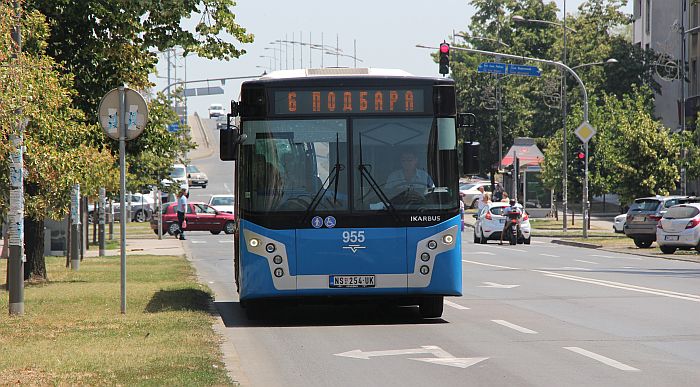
[240,117,458,213]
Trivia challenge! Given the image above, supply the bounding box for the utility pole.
[562,0,569,232]
[680,0,687,194]
[8,0,24,316]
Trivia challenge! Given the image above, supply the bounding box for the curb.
[551,239,602,249]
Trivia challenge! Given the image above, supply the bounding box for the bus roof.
[260,68,414,79]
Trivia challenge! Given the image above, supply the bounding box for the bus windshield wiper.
[357,134,399,220]
[301,134,344,224]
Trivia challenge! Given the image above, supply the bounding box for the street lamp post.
[513,12,576,232]
[418,44,590,238]
[455,32,509,172]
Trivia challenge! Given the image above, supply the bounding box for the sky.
[150,0,633,118]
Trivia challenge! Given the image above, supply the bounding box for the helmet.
[509,199,516,206]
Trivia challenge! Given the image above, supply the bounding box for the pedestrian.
[176,186,188,240]
[493,183,504,202]
[484,192,492,205]
[476,186,486,211]
[501,191,509,203]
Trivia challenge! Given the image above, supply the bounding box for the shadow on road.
[214,301,448,328]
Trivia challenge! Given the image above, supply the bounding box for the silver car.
[656,203,700,254]
[459,181,492,208]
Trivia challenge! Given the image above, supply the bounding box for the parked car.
[473,202,531,244]
[150,202,236,236]
[88,193,154,223]
[187,165,208,188]
[613,213,626,233]
[656,203,700,254]
[208,194,234,214]
[208,103,225,118]
[459,181,493,209]
[624,195,691,248]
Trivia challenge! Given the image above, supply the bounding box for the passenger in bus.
[384,151,435,198]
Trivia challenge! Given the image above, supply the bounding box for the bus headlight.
[427,240,438,250]
[420,252,430,262]
[273,255,283,265]
[265,243,276,253]
[420,265,430,275]
[249,238,260,247]
[274,268,284,277]
[442,234,454,245]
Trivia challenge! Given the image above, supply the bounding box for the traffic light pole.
[418,44,590,238]
[584,142,589,238]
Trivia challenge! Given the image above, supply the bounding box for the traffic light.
[575,148,585,171]
[439,42,450,75]
[463,141,480,175]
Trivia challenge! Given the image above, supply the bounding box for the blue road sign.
[167,122,180,133]
[478,62,507,74]
[507,64,541,77]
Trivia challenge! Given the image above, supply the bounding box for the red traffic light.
[577,152,585,159]
[440,43,450,53]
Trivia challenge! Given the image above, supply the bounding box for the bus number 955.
[342,231,365,243]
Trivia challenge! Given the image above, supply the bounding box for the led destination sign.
[274,89,426,115]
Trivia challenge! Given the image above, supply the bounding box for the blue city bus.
[220,68,463,318]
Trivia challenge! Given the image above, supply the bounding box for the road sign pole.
[119,86,127,314]
[99,187,105,256]
[70,184,81,271]
[583,142,589,238]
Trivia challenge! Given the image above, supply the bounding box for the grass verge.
[0,254,232,386]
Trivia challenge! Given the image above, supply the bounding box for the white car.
[208,103,225,118]
[459,181,492,208]
[656,203,700,254]
[473,202,531,244]
[208,194,235,214]
[613,213,626,233]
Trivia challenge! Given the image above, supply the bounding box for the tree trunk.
[24,217,47,280]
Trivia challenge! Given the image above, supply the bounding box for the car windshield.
[630,199,660,212]
[490,206,505,216]
[186,165,200,173]
[460,183,475,191]
[211,196,234,206]
[170,166,186,179]
[663,206,700,219]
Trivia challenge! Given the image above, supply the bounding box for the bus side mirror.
[220,128,246,161]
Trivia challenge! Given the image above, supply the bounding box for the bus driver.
[384,151,435,198]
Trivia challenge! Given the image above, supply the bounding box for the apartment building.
[633,0,700,131]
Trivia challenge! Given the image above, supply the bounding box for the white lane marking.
[540,253,559,258]
[444,300,470,310]
[464,251,495,255]
[492,320,538,334]
[218,240,234,243]
[479,282,520,289]
[335,345,489,369]
[191,240,207,244]
[531,240,545,244]
[538,267,591,271]
[564,347,639,371]
[591,254,642,261]
[575,260,599,265]
[495,246,526,253]
[535,270,700,302]
[462,260,520,270]
[223,183,230,192]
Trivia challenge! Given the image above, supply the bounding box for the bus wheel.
[419,296,443,318]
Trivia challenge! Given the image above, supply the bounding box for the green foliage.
[26,0,254,118]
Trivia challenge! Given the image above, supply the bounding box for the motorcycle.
[505,209,523,245]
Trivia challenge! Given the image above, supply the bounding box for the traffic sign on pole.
[507,64,541,77]
[575,121,596,143]
[478,62,507,75]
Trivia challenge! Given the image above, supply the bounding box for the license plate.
[664,235,679,241]
[634,215,645,222]
[329,275,376,288]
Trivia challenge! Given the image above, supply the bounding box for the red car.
[150,202,236,236]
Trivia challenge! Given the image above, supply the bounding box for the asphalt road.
[182,119,700,387]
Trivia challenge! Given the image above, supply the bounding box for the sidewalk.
[187,113,214,161]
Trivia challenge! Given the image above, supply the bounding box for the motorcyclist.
[499,199,521,245]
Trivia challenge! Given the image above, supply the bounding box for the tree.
[0,4,118,280]
[26,0,254,118]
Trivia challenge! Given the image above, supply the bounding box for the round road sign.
[98,87,149,141]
